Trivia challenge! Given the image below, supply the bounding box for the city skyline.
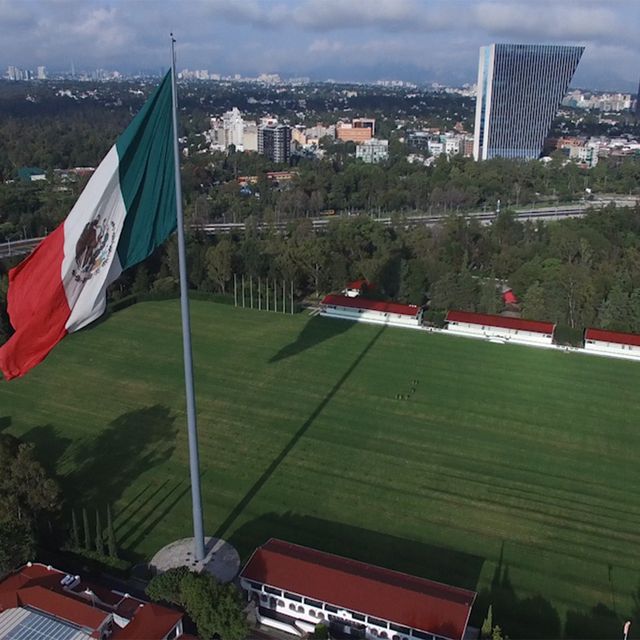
[0,0,639,91]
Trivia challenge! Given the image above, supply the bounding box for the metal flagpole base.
[149,536,240,583]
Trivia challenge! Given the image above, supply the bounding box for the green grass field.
[2,300,640,637]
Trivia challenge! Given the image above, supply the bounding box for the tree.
[95,509,104,556]
[481,604,493,638]
[70,509,80,549]
[106,504,117,559]
[522,282,547,321]
[313,623,329,639]
[491,625,504,640]
[0,519,34,574]
[0,436,60,527]
[147,569,248,640]
[146,566,190,606]
[206,239,233,293]
[599,283,630,331]
[82,507,91,551]
[478,278,501,315]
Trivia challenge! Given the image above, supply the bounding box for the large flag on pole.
[0,71,177,380]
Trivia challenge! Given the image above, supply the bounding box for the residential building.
[356,138,389,163]
[222,107,245,149]
[0,562,191,639]
[243,123,259,152]
[473,44,584,160]
[258,123,291,163]
[336,120,373,143]
[445,310,555,347]
[240,539,476,640]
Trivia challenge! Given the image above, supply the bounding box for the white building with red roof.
[240,539,476,640]
[0,562,192,640]
[584,328,640,360]
[321,294,424,329]
[445,310,555,347]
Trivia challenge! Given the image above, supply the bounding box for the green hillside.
[2,300,639,638]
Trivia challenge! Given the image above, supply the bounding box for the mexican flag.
[0,71,177,380]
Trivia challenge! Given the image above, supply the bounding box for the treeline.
[63,206,640,322]
[3,207,640,344]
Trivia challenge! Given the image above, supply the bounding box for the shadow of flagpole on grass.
[214,324,386,540]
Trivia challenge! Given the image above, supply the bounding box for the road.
[193,195,639,235]
[1,196,637,258]
[0,237,44,260]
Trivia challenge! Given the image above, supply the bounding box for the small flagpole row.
[232,274,296,314]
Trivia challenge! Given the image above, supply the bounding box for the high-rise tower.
[473,44,584,161]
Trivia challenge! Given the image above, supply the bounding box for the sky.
[1,0,639,91]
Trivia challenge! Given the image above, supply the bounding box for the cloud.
[0,0,638,89]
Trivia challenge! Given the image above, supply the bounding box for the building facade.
[321,294,423,329]
[584,328,640,361]
[258,123,292,163]
[473,44,584,161]
[445,310,555,347]
[356,138,389,163]
[240,539,476,640]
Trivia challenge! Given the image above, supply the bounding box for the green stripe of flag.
[116,71,177,271]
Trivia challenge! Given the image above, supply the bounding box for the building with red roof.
[240,539,476,640]
[445,310,555,347]
[0,562,185,640]
[320,294,424,329]
[584,327,640,360]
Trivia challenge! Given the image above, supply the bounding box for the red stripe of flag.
[0,225,71,380]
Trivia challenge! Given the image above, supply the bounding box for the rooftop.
[0,563,183,640]
[241,539,476,640]
[585,327,640,347]
[446,310,555,334]
[322,294,421,317]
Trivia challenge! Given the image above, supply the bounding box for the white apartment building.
[356,139,389,164]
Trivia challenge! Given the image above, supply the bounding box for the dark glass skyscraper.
[473,44,584,161]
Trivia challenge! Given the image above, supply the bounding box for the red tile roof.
[114,602,183,639]
[18,585,108,630]
[585,327,640,347]
[240,539,476,640]
[322,294,421,317]
[0,564,184,640]
[446,310,554,334]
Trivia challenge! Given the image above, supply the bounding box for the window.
[285,592,302,602]
[305,598,323,608]
[289,604,297,611]
[325,605,338,613]
[264,586,282,596]
[277,600,285,607]
[248,581,262,591]
[351,612,365,622]
[412,631,434,640]
[390,625,411,635]
[166,627,179,640]
[369,618,388,628]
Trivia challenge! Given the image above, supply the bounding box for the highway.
[193,196,639,235]
[1,196,637,259]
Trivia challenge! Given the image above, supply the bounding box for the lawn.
[2,299,640,638]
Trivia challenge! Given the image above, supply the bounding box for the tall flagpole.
[170,34,205,562]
